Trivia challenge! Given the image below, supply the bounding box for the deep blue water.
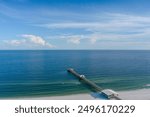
[0,50,150,98]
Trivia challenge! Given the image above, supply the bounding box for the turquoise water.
[0,50,150,98]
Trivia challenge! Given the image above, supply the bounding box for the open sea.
[0,50,150,98]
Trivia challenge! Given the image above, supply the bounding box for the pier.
[67,68,122,100]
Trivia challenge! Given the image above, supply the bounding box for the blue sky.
[1,0,150,50]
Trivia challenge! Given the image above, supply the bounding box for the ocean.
[0,50,150,98]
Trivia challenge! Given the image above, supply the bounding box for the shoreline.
[9,88,150,100]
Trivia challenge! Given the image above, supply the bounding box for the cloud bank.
[41,13,150,46]
[3,34,54,49]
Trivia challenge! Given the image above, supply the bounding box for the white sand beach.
[119,89,150,100]
[18,88,150,100]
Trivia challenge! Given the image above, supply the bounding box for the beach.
[15,88,150,100]
[119,89,150,100]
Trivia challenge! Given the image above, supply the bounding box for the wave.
[145,84,150,87]
[0,81,81,86]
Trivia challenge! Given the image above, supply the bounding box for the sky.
[1,0,150,50]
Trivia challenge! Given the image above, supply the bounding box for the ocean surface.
[0,50,150,98]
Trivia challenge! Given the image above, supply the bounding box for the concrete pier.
[67,68,122,100]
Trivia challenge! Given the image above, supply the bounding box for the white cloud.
[41,22,103,29]
[3,34,55,49]
[58,35,87,45]
[21,34,54,48]
[41,14,150,32]
[90,34,99,44]
[41,13,150,35]
[4,39,25,45]
[22,34,55,48]
[37,12,150,49]
[67,36,81,44]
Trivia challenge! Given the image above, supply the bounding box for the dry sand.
[119,88,150,100]
[19,88,150,100]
